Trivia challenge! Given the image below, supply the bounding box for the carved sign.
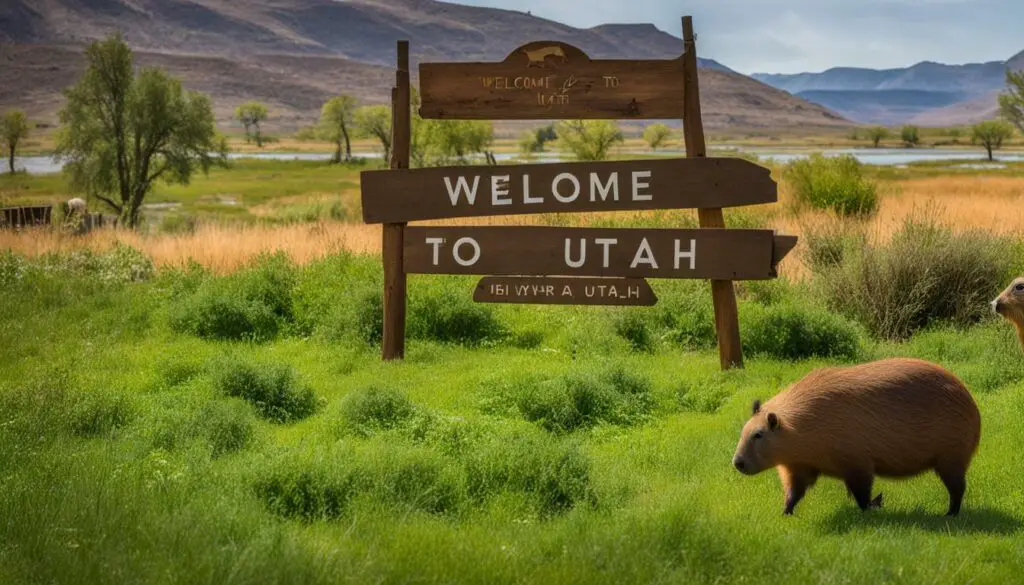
[474,276,657,306]
[360,157,776,224]
[404,226,796,280]
[418,41,685,120]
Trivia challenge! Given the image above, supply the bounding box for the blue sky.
[453,0,1023,74]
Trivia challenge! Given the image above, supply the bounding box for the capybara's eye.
[1015,283,1024,292]
[752,431,763,440]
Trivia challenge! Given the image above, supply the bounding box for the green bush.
[254,456,365,521]
[463,432,597,516]
[194,399,256,457]
[740,303,862,361]
[339,386,416,436]
[408,281,505,346]
[653,281,717,349]
[510,364,655,432]
[613,310,655,352]
[784,154,879,217]
[169,252,296,341]
[67,390,134,438]
[800,219,868,273]
[815,212,1015,340]
[211,357,320,423]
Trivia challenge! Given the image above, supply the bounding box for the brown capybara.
[731,358,981,517]
[992,277,1024,352]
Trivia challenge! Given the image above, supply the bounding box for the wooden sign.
[360,157,776,224]
[419,41,685,120]
[404,226,793,280]
[474,276,657,306]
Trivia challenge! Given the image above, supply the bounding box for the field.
[3,148,1024,584]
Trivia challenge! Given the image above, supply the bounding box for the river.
[3,147,1021,176]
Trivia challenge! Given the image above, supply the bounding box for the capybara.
[992,277,1024,351]
[731,358,981,516]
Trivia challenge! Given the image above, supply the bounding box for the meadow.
[3,145,1024,584]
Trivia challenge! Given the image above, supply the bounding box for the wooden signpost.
[362,16,798,370]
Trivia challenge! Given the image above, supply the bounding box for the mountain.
[752,53,1019,125]
[0,0,849,132]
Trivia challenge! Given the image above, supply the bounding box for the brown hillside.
[0,0,851,132]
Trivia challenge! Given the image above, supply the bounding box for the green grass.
[3,247,1024,584]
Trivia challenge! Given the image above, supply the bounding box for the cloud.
[453,0,1023,74]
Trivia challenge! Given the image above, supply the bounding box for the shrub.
[741,303,862,361]
[815,211,1015,340]
[169,289,279,341]
[195,399,256,457]
[783,154,879,217]
[254,457,364,521]
[463,432,596,516]
[653,281,717,349]
[511,364,655,432]
[68,390,134,437]
[339,385,416,436]
[613,310,655,352]
[211,357,320,423]
[408,282,504,346]
[169,252,297,341]
[371,448,464,515]
[801,219,868,273]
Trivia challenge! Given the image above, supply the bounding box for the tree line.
[3,32,1024,228]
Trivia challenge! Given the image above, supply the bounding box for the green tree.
[235,101,268,147]
[425,120,496,165]
[900,125,920,148]
[642,123,672,151]
[355,105,392,163]
[999,70,1024,134]
[517,124,558,156]
[55,34,227,228]
[556,120,624,161]
[865,126,889,148]
[319,95,357,163]
[2,110,30,174]
[971,120,1014,161]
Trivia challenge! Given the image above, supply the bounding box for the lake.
[3,147,1021,176]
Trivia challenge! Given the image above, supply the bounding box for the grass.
[2,237,1024,584]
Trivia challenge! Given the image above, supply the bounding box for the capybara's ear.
[767,412,780,430]
[752,399,761,415]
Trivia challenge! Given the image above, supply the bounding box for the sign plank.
[361,157,776,224]
[404,226,795,280]
[419,42,685,120]
[474,276,657,306]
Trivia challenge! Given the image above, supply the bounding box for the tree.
[354,105,392,162]
[423,120,496,166]
[642,123,672,151]
[2,110,30,174]
[971,120,1014,161]
[320,95,357,163]
[55,34,227,228]
[999,69,1024,134]
[235,101,268,147]
[555,120,624,161]
[900,125,920,148]
[865,126,889,148]
[517,124,558,156]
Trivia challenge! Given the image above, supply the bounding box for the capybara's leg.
[780,466,819,515]
[936,465,966,517]
[843,471,875,511]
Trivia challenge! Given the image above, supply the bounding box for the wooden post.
[682,16,744,370]
[382,40,410,360]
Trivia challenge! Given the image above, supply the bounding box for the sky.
[452,0,1023,74]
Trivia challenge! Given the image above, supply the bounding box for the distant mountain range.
[0,0,850,132]
[753,51,1024,126]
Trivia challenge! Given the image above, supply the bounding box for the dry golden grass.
[0,221,381,274]
[3,175,1022,279]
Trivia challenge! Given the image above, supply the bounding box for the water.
[3,147,1021,176]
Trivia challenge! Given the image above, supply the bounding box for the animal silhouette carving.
[522,46,567,68]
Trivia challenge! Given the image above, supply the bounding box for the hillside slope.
[0,0,850,131]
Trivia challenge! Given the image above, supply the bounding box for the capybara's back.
[777,358,981,479]
[733,358,981,516]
